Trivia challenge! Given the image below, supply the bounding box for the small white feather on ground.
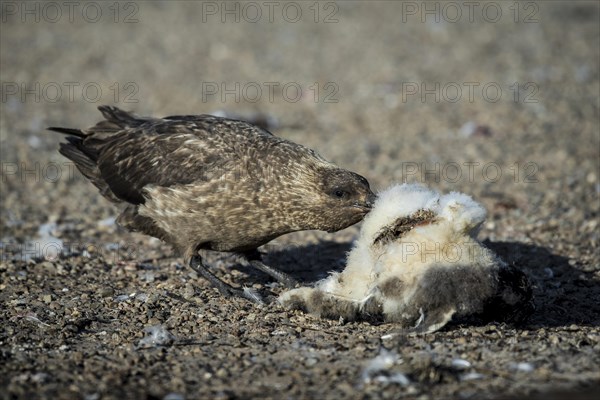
[279,183,530,333]
[137,324,176,348]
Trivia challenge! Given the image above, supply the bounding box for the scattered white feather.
[461,372,485,381]
[510,362,535,372]
[361,349,409,386]
[97,217,116,227]
[451,358,472,370]
[20,222,64,261]
[37,223,58,237]
[114,294,130,302]
[243,287,263,304]
[137,325,175,348]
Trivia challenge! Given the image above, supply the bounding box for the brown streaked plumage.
[50,106,375,302]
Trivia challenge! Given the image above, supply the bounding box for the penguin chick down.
[279,184,533,333]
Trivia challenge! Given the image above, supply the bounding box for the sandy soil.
[1,1,599,399]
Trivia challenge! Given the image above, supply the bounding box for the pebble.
[183,284,195,299]
[304,358,318,367]
[215,368,228,378]
[40,261,56,273]
[99,287,114,297]
[586,173,596,183]
[163,394,185,400]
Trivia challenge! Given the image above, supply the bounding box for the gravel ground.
[1,1,599,399]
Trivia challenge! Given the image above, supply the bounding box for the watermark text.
[1,1,139,23]
[199,1,339,23]
[400,1,539,23]
[1,82,139,104]
[201,81,339,103]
